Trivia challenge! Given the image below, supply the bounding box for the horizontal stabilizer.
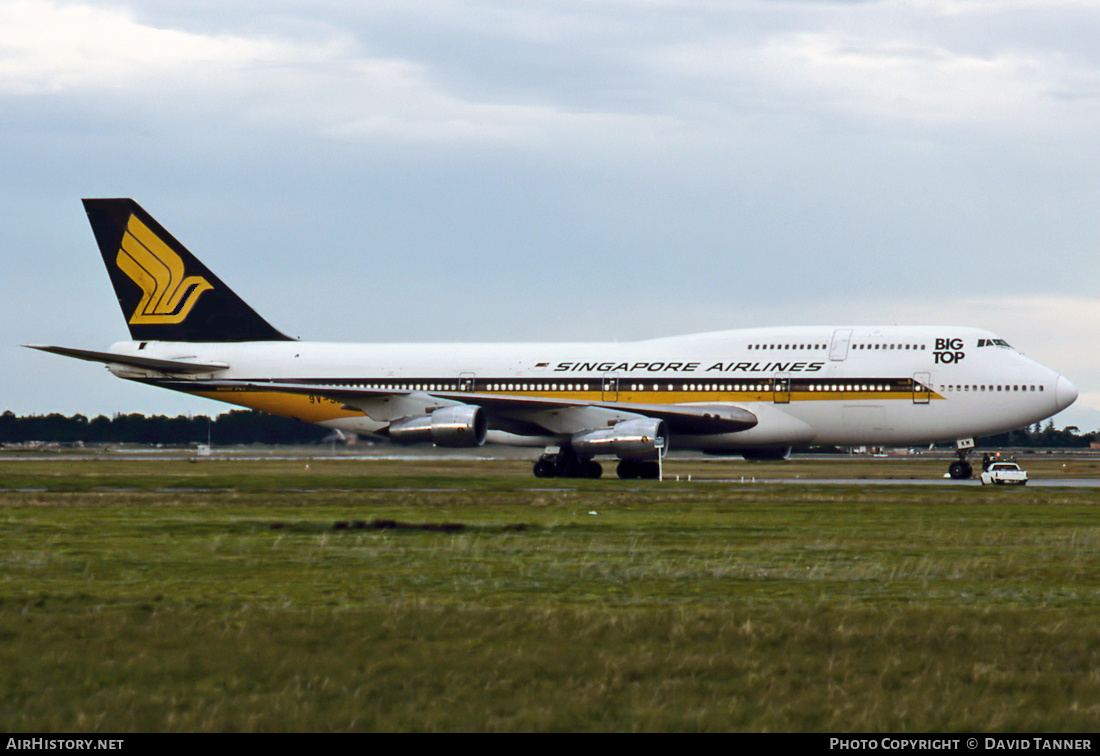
[25,345,228,374]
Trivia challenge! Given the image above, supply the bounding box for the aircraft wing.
[587,400,757,434]
[25,345,229,374]
[198,380,758,435]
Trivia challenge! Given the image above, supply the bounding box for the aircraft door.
[829,329,853,361]
[602,373,619,402]
[773,373,791,404]
[459,372,476,393]
[913,372,931,404]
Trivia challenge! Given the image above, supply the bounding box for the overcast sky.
[4,0,1099,430]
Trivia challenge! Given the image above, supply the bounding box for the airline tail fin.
[83,198,292,342]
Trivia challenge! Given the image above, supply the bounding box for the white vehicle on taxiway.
[980,462,1028,486]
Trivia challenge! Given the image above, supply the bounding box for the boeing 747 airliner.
[28,199,1078,479]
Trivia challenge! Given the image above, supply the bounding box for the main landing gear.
[615,460,661,480]
[533,448,603,479]
[531,448,662,479]
[532,446,664,480]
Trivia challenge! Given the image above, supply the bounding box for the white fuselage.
[105,325,1077,453]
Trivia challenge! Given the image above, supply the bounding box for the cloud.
[653,20,1100,137]
[0,0,290,94]
[0,0,673,151]
[8,0,1100,152]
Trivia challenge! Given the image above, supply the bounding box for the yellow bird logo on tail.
[116,214,213,325]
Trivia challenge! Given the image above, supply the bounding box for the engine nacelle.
[387,406,487,448]
[571,418,669,460]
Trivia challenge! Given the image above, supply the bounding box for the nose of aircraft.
[1055,375,1079,413]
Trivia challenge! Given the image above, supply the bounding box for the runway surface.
[727,477,1100,488]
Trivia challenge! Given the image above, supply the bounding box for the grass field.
[2,455,1099,731]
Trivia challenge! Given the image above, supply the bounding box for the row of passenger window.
[501,383,903,393]
[747,344,825,350]
[852,343,925,351]
[341,382,906,393]
[626,383,769,392]
[488,384,589,392]
[805,384,896,392]
[746,343,927,352]
[939,384,1042,393]
[347,381,1049,395]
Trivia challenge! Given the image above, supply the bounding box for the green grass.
[2,457,1100,731]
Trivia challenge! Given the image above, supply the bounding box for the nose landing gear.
[947,439,975,479]
[948,458,973,479]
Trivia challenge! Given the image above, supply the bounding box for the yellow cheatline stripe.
[192,390,361,423]
[187,387,937,415]
[187,387,943,422]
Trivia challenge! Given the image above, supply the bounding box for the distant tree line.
[1,410,1094,449]
[0,410,330,446]
[977,421,1097,449]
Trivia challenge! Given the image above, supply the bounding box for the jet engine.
[571,418,669,460]
[387,405,487,448]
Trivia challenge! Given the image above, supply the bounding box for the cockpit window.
[977,338,1012,348]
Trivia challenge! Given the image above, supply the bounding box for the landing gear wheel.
[553,454,578,479]
[533,451,601,479]
[948,460,973,480]
[617,460,660,479]
[949,442,975,480]
[616,460,639,479]
[583,461,603,479]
